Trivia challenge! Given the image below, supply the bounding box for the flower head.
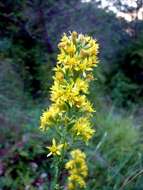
[47,138,64,157]
[58,31,99,73]
[72,117,95,142]
[40,104,61,130]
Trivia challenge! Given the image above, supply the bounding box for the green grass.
[87,108,143,190]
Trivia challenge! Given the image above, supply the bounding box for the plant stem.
[52,126,67,190]
[51,158,60,190]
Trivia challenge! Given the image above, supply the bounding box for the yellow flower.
[74,95,86,108]
[50,81,65,104]
[83,100,95,113]
[66,56,79,69]
[57,32,99,73]
[57,51,66,64]
[58,55,79,71]
[74,95,95,113]
[47,138,64,157]
[64,42,76,55]
[74,78,89,94]
[58,33,76,55]
[58,33,69,49]
[72,117,95,142]
[40,104,61,130]
[65,149,88,190]
[68,175,86,189]
[54,70,64,82]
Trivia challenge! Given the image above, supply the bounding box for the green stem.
[52,158,60,190]
[52,125,68,190]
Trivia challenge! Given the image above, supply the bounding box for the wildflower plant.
[40,31,99,190]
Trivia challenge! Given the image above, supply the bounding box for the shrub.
[106,34,143,106]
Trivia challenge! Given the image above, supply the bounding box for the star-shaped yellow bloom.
[47,139,64,157]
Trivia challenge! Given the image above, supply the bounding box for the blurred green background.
[0,0,143,189]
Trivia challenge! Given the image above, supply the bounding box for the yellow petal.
[52,138,56,146]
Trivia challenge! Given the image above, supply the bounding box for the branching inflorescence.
[40,31,99,190]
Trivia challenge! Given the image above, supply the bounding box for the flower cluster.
[65,149,88,190]
[40,31,99,189]
[72,117,95,142]
[57,32,99,73]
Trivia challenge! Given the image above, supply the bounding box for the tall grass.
[87,108,143,190]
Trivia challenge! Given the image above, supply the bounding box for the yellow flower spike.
[65,149,88,190]
[40,32,99,189]
[47,138,64,157]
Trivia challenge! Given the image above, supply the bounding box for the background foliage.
[0,0,143,189]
